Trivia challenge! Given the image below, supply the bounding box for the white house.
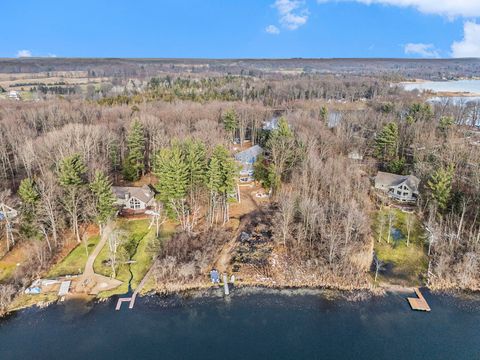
[8,90,20,100]
[374,172,420,202]
[112,185,155,213]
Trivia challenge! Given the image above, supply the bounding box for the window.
[130,198,142,210]
[397,190,401,195]
[403,192,409,196]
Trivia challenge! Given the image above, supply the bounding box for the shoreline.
[4,281,479,317]
[398,79,480,97]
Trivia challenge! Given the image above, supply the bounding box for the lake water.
[402,80,480,94]
[1,289,479,360]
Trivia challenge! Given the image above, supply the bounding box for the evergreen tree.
[262,116,297,192]
[58,154,87,186]
[182,139,206,192]
[153,144,188,216]
[223,109,238,141]
[438,116,454,133]
[123,119,145,181]
[58,154,87,242]
[18,178,40,238]
[90,171,117,232]
[427,164,455,211]
[319,106,328,124]
[374,122,398,162]
[274,117,293,138]
[207,145,237,224]
[406,103,433,123]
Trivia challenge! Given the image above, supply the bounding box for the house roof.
[112,185,155,204]
[234,145,263,163]
[263,117,279,131]
[375,172,420,193]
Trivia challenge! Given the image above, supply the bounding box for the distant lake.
[402,80,480,94]
[1,289,480,359]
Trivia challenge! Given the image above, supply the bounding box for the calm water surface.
[403,79,480,94]
[0,289,479,360]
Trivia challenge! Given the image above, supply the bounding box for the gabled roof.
[112,185,155,204]
[234,145,263,163]
[375,172,420,193]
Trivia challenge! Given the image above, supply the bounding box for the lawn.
[0,263,17,283]
[94,219,173,298]
[47,235,100,278]
[373,208,429,286]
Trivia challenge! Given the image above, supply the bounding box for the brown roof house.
[112,185,155,213]
[374,172,420,202]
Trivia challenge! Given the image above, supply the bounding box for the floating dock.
[407,288,431,312]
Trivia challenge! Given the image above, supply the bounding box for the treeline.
[97,74,394,106]
[31,85,77,95]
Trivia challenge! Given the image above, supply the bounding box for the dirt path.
[74,222,122,295]
[83,222,113,277]
[214,189,263,273]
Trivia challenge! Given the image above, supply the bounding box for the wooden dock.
[115,258,156,311]
[115,297,132,311]
[407,288,431,312]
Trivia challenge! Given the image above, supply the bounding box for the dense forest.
[1,65,480,312]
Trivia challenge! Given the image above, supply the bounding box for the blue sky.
[1,0,479,58]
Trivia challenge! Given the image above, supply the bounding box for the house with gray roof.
[234,145,263,182]
[112,185,155,213]
[374,172,420,202]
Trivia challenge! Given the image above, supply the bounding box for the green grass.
[373,208,428,286]
[0,263,17,283]
[47,235,100,278]
[94,219,172,298]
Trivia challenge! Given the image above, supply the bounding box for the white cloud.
[266,25,281,34]
[273,0,309,30]
[404,43,440,57]
[17,49,32,58]
[317,0,480,18]
[451,22,480,58]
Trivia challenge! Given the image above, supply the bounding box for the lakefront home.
[235,145,263,183]
[374,172,420,202]
[112,185,155,213]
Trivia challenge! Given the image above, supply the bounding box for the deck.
[407,288,431,312]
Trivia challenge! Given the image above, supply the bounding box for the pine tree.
[183,139,206,192]
[207,145,237,224]
[427,164,455,211]
[58,154,87,186]
[223,109,238,141]
[58,154,87,242]
[123,119,145,181]
[18,178,40,238]
[274,116,293,138]
[90,171,117,233]
[374,122,398,162]
[438,116,454,133]
[406,103,433,123]
[153,144,188,216]
[319,106,328,123]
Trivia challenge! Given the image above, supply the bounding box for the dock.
[115,258,156,311]
[407,288,431,312]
